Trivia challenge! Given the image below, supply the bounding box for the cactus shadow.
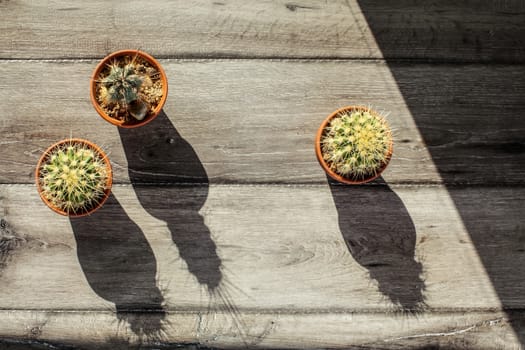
[119,111,253,342]
[70,193,166,338]
[118,110,222,292]
[328,176,426,312]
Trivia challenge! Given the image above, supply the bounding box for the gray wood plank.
[0,0,523,62]
[0,310,520,349]
[0,184,524,347]
[1,60,524,185]
[1,184,523,311]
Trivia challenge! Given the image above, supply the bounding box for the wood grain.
[0,0,523,62]
[1,184,523,310]
[0,310,520,349]
[2,0,524,347]
[1,60,524,185]
[0,184,524,347]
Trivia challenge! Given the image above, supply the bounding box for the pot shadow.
[356,1,525,342]
[118,110,224,295]
[70,193,166,339]
[328,176,426,312]
[118,111,258,342]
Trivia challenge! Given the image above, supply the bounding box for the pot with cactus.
[90,50,168,128]
[315,106,393,184]
[35,138,113,217]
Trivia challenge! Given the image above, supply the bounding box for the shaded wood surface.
[1,60,524,185]
[0,0,524,62]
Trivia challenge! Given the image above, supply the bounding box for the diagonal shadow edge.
[356,0,525,344]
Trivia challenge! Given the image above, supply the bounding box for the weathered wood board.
[1,184,524,347]
[1,60,524,185]
[0,310,519,349]
[1,0,523,62]
[0,184,522,307]
[2,0,525,348]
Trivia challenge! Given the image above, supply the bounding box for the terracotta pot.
[35,138,113,217]
[90,49,168,128]
[315,105,393,185]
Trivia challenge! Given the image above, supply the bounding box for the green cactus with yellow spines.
[321,108,392,181]
[38,141,110,215]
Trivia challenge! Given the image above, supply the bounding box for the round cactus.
[96,53,165,124]
[99,60,152,121]
[321,107,392,182]
[37,140,111,215]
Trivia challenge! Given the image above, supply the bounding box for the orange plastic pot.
[35,138,113,217]
[315,106,393,185]
[90,49,168,128]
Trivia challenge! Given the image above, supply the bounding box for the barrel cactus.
[321,107,393,182]
[37,140,111,215]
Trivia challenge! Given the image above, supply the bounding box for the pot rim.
[35,138,113,217]
[89,49,168,128]
[315,105,393,185]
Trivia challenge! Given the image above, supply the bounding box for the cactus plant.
[91,50,167,127]
[317,106,393,183]
[99,59,152,121]
[36,139,112,216]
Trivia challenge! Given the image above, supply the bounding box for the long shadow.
[357,1,525,342]
[329,177,425,312]
[70,193,166,338]
[118,111,222,293]
[119,112,253,342]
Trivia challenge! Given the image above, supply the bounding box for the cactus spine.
[38,141,110,215]
[98,55,153,121]
[321,107,392,181]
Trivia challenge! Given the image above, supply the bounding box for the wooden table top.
[1,1,524,349]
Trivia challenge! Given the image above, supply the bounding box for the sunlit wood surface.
[1,1,524,349]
